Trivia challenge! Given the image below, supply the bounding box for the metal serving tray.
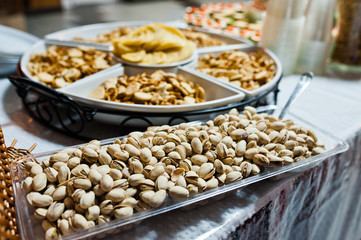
[10,111,348,240]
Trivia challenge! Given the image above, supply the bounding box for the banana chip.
[113,23,195,64]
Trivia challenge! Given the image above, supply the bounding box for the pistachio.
[64,156,79,169]
[120,197,138,208]
[198,163,215,180]
[114,206,133,219]
[128,174,145,186]
[71,189,86,203]
[47,202,65,222]
[100,174,114,192]
[58,165,70,184]
[98,149,112,165]
[149,164,165,180]
[50,152,69,164]
[32,194,53,207]
[155,175,168,190]
[253,154,271,166]
[73,178,92,190]
[169,186,189,199]
[225,171,243,184]
[150,190,167,208]
[82,147,98,164]
[140,148,152,163]
[240,161,252,177]
[80,191,95,209]
[45,227,59,240]
[99,200,113,215]
[30,164,43,177]
[244,148,259,160]
[206,177,219,190]
[35,208,48,220]
[58,219,72,236]
[32,173,47,192]
[52,186,67,201]
[190,154,208,166]
[105,188,126,203]
[71,214,88,230]
[23,176,33,193]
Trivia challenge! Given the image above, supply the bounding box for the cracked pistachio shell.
[98,149,112,165]
[225,171,242,184]
[45,227,59,240]
[82,147,98,164]
[71,214,88,230]
[198,163,215,180]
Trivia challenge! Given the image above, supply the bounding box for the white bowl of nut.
[58,65,246,113]
[20,40,115,89]
[184,44,283,97]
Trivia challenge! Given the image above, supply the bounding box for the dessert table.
[1,72,360,239]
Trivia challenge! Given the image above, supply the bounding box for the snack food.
[27,46,113,88]
[112,23,196,64]
[88,70,205,105]
[22,106,325,239]
[181,29,225,48]
[184,3,263,42]
[73,27,132,44]
[197,50,276,91]
[75,26,224,48]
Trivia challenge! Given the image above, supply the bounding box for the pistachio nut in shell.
[169,186,189,199]
[114,206,133,219]
[46,202,65,222]
[32,173,47,192]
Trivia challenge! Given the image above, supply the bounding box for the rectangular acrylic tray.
[10,111,348,240]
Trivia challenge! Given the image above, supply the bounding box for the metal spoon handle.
[279,72,313,119]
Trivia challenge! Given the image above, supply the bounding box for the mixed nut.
[22,106,325,239]
[197,50,277,91]
[88,70,205,105]
[27,46,113,88]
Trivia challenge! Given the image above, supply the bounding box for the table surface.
[1,1,361,239]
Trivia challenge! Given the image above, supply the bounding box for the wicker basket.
[0,125,36,240]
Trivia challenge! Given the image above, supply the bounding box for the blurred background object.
[328,0,361,78]
[260,0,309,76]
[294,0,337,75]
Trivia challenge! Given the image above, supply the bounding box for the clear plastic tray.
[10,112,348,240]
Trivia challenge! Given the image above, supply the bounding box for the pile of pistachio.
[23,106,325,239]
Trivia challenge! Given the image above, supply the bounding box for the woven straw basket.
[0,125,36,240]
